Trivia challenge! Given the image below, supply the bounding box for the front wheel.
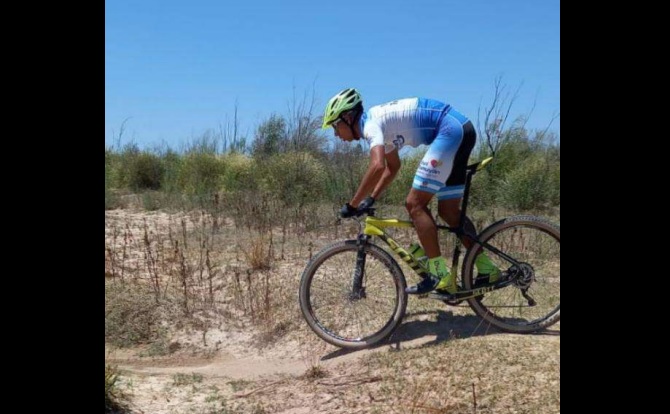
[462,215,560,333]
[299,240,408,349]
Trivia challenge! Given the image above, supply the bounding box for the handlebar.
[354,206,375,217]
[336,206,376,224]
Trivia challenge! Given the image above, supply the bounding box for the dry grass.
[105,364,132,413]
[105,206,559,414]
[241,232,274,271]
[105,280,169,349]
[367,335,560,413]
[215,332,559,414]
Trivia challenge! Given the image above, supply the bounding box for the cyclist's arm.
[350,145,386,207]
[371,148,401,199]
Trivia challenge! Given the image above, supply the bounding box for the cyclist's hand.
[339,203,358,218]
[358,196,375,211]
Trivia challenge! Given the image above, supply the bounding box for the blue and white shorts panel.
[436,184,465,200]
[412,177,446,194]
[411,113,465,196]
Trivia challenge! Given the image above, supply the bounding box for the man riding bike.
[323,88,499,294]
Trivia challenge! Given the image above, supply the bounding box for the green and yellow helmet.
[321,88,363,129]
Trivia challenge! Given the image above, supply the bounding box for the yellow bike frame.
[356,157,499,300]
[362,217,428,277]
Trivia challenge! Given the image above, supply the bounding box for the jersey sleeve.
[363,120,395,153]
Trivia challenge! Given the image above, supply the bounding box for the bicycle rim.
[299,241,407,349]
[464,216,560,333]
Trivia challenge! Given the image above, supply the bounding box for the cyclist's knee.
[405,199,416,215]
[405,198,428,217]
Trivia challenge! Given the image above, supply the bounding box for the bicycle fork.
[350,234,369,300]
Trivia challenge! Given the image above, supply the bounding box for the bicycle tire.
[299,240,408,349]
[462,215,560,333]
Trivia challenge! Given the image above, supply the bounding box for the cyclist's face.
[333,116,356,141]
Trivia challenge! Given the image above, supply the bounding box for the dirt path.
[107,307,560,414]
[112,307,474,375]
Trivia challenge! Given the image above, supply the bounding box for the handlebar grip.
[357,207,375,217]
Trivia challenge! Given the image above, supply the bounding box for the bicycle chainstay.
[422,271,514,302]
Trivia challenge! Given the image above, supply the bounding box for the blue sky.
[105,0,560,150]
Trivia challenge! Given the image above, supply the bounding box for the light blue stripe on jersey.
[416,98,449,125]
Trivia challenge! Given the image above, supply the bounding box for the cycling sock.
[428,256,449,278]
[475,253,500,282]
[429,257,457,293]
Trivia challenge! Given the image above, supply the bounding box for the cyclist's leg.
[406,189,440,258]
[432,114,500,284]
[438,198,476,250]
[435,117,499,283]
[405,112,465,294]
[435,115,476,248]
[438,200,501,283]
[404,188,448,294]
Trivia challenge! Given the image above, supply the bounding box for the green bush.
[322,142,369,204]
[141,190,165,211]
[103,120,559,215]
[469,170,498,211]
[220,152,256,193]
[105,148,120,210]
[471,132,560,212]
[177,152,225,196]
[159,148,183,194]
[111,143,165,191]
[260,151,327,206]
[129,152,164,190]
[499,156,559,211]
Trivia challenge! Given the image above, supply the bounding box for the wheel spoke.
[466,217,560,333]
[300,241,406,348]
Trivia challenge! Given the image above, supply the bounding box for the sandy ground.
[106,208,560,414]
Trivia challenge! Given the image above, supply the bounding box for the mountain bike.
[298,157,560,349]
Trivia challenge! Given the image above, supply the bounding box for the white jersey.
[360,97,450,153]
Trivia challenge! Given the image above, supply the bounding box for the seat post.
[458,168,475,231]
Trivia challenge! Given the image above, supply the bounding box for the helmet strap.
[342,108,362,138]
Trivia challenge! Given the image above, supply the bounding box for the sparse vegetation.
[105,86,559,413]
[105,280,169,348]
[173,372,204,386]
[105,364,131,413]
[105,128,559,215]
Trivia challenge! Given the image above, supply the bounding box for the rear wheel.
[462,215,560,333]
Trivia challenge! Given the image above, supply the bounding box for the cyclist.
[323,88,499,294]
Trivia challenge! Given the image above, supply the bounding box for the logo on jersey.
[419,161,441,176]
[393,135,405,148]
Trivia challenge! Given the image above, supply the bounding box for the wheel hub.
[512,263,535,289]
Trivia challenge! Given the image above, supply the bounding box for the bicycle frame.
[361,217,428,276]
[351,157,520,301]
[357,217,508,300]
